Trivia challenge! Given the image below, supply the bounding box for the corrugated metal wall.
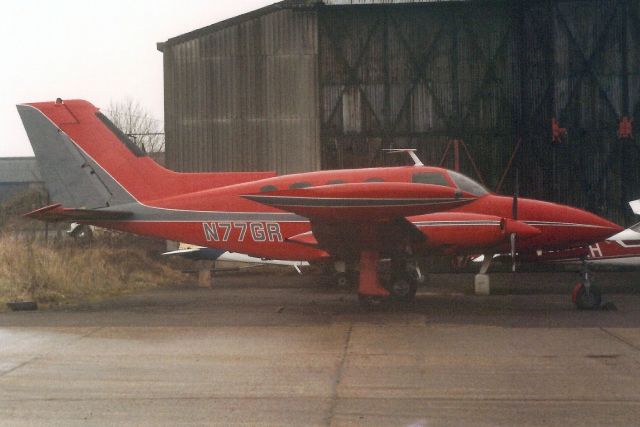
[319,2,519,174]
[318,0,640,224]
[514,0,640,225]
[162,0,639,224]
[163,7,320,174]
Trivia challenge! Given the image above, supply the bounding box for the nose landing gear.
[572,259,602,310]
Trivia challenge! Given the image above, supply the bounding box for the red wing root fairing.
[18,99,623,309]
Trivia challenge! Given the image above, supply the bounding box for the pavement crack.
[325,324,353,427]
[0,357,40,379]
[600,327,640,352]
[0,326,103,379]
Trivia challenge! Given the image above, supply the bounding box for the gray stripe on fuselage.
[243,195,472,208]
[99,203,308,222]
[414,221,500,227]
[523,221,610,229]
[415,220,608,229]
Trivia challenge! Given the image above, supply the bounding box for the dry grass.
[0,235,185,307]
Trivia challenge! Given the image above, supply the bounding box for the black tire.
[573,284,602,310]
[387,274,418,304]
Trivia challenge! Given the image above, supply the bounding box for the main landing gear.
[386,258,421,303]
[572,259,602,310]
[356,250,421,310]
[331,260,358,289]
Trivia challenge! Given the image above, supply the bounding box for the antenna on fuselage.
[382,149,424,167]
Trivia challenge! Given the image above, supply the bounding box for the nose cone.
[515,198,624,249]
[580,209,624,240]
[568,208,623,234]
[557,205,623,245]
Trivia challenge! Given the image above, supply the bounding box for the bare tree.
[105,98,164,153]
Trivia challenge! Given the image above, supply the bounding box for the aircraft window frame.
[289,182,312,189]
[260,185,278,193]
[447,170,489,196]
[411,172,450,187]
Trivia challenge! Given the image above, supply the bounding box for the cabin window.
[365,177,385,183]
[326,179,346,185]
[289,182,312,189]
[260,185,277,193]
[447,171,489,196]
[412,172,450,187]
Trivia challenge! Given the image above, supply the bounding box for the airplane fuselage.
[92,166,620,262]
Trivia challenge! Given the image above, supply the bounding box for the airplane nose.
[599,218,624,237]
[574,208,623,241]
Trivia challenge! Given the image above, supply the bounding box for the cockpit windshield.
[447,171,489,196]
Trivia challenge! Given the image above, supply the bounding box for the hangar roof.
[321,0,464,4]
[158,0,467,50]
[0,157,42,184]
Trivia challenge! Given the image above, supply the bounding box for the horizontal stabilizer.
[24,204,132,222]
[243,182,474,221]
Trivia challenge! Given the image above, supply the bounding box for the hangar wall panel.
[317,1,640,224]
[318,3,519,183]
[162,0,640,224]
[163,8,320,174]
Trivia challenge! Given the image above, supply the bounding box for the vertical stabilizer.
[17,100,276,207]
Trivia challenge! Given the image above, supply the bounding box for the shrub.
[0,235,185,306]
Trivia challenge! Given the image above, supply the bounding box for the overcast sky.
[0,0,273,157]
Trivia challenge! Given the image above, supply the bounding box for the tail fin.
[17,99,275,208]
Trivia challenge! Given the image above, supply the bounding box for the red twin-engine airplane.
[17,99,623,309]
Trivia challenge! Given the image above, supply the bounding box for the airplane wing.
[243,182,475,221]
[162,245,310,272]
[24,204,132,222]
[244,184,528,259]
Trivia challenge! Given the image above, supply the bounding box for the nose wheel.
[573,283,602,310]
[572,259,602,310]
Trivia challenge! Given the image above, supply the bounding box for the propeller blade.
[511,169,519,272]
[510,232,517,272]
[512,171,519,220]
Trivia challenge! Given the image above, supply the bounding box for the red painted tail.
[19,99,275,205]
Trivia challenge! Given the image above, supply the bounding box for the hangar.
[157,0,640,224]
[0,157,44,203]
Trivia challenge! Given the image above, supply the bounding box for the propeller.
[510,171,519,272]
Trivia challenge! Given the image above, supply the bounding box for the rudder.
[18,99,276,207]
